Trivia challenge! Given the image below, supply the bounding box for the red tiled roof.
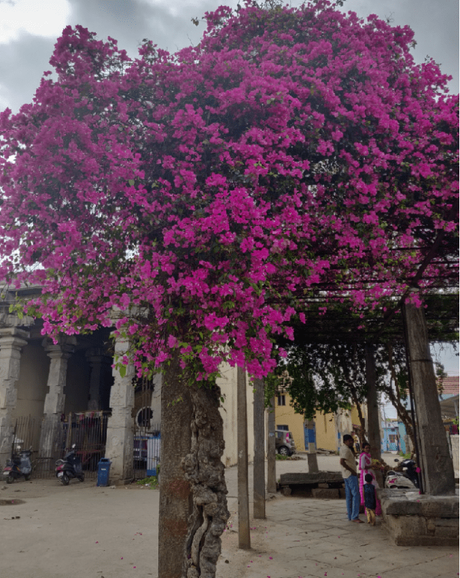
[441,376,459,395]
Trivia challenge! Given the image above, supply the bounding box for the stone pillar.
[104,336,135,484]
[86,348,112,411]
[0,328,29,467]
[403,301,455,495]
[266,398,276,494]
[305,419,319,473]
[39,338,75,459]
[253,377,266,519]
[237,366,250,549]
[366,344,384,487]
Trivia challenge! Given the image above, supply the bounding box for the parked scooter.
[385,458,419,490]
[2,446,33,484]
[55,444,84,485]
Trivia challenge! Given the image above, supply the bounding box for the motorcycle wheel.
[60,473,70,486]
[78,474,85,482]
[6,474,14,484]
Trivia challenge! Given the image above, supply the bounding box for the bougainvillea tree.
[0,1,458,576]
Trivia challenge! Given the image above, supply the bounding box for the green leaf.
[119,365,127,378]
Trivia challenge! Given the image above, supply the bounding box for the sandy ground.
[1,453,455,578]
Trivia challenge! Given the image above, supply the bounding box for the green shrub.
[136,475,159,489]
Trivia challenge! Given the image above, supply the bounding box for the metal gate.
[63,412,110,478]
[133,374,160,478]
[0,412,109,479]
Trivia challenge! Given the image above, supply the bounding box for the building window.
[277,425,289,431]
[277,395,286,406]
[136,407,153,428]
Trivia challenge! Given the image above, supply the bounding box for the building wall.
[315,411,338,452]
[274,392,305,451]
[12,341,49,419]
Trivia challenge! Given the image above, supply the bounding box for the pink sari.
[359,451,382,516]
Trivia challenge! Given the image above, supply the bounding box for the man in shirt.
[340,434,363,523]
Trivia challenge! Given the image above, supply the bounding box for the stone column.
[253,377,266,519]
[86,348,112,411]
[366,344,383,486]
[237,366,250,549]
[39,338,75,459]
[266,398,276,493]
[0,327,29,467]
[403,301,455,495]
[305,419,319,473]
[104,336,135,484]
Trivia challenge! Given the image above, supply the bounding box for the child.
[363,473,377,525]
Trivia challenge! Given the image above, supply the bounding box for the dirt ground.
[0,478,159,578]
[0,453,407,578]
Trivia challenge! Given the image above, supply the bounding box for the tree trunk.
[350,389,366,446]
[182,381,230,578]
[403,301,455,495]
[253,378,266,519]
[365,344,383,486]
[237,367,250,549]
[266,397,276,493]
[365,344,381,461]
[159,350,193,578]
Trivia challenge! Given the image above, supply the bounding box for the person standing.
[340,434,363,523]
[358,442,382,516]
[363,473,377,525]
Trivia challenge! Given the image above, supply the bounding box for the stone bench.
[278,471,345,498]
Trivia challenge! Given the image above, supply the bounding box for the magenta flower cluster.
[0,1,457,379]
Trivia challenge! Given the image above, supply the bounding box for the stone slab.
[379,489,459,517]
[380,489,459,547]
[279,471,343,486]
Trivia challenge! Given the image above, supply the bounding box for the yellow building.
[275,392,366,454]
[274,391,306,451]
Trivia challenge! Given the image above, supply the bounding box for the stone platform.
[278,470,344,497]
[379,488,459,547]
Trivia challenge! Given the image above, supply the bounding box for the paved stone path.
[217,455,459,578]
[0,452,457,577]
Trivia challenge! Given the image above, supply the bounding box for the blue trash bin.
[97,458,112,487]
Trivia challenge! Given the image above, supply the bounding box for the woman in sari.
[359,442,382,516]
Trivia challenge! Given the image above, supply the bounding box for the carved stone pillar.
[86,348,112,411]
[104,335,135,484]
[0,327,29,467]
[39,338,75,459]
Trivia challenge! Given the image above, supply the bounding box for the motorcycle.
[55,445,85,485]
[2,446,33,484]
[385,458,419,490]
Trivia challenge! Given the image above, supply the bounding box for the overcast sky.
[0,0,458,113]
[0,0,458,376]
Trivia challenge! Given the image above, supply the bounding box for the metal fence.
[1,412,160,481]
[133,423,161,479]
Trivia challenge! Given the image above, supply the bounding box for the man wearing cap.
[340,434,364,523]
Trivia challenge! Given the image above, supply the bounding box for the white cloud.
[0,0,71,44]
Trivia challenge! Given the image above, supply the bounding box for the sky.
[0,0,458,113]
[0,0,458,380]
